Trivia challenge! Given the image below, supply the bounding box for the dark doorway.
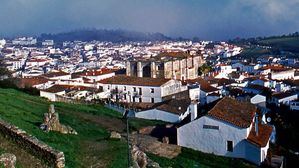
[142,64,151,77]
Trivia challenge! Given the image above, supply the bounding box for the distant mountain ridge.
[39,29,172,42]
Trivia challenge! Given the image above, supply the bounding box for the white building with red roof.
[177,97,273,165]
[98,75,187,103]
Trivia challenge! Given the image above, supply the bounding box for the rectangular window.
[203,125,219,130]
[133,87,136,92]
[124,86,126,91]
[227,141,233,152]
[139,97,142,102]
[151,98,155,103]
[150,88,154,93]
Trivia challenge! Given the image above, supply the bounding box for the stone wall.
[0,118,65,168]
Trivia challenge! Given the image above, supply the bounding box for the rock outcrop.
[40,104,77,135]
[110,131,121,139]
[131,145,160,168]
[0,153,16,168]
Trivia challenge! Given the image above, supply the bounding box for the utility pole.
[126,112,130,168]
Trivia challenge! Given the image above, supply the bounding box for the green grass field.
[0,88,130,167]
[147,147,255,168]
[259,36,299,53]
[238,47,271,59]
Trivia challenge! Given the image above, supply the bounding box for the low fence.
[0,118,65,168]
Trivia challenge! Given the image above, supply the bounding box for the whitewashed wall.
[178,116,249,158]
[40,90,65,101]
[135,109,181,123]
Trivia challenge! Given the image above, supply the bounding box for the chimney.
[255,113,259,136]
[190,101,198,121]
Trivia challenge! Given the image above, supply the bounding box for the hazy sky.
[1,0,299,40]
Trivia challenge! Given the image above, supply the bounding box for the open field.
[258,36,299,53]
[238,47,271,59]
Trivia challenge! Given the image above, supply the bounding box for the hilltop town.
[0,36,298,168]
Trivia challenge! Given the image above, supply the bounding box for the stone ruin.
[0,153,16,168]
[131,145,160,168]
[40,104,77,135]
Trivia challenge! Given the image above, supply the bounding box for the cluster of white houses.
[31,70,277,165]
[16,53,299,166]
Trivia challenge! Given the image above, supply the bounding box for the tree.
[198,63,212,76]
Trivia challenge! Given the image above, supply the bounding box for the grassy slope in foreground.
[0,88,128,168]
[0,88,254,168]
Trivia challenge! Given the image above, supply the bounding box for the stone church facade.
[126,52,205,80]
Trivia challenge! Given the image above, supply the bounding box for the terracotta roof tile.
[185,78,219,93]
[42,71,69,78]
[156,98,191,115]
[247,123,273,147]
[98,75,171,87]
[207,97,256,128]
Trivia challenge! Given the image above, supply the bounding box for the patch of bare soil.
[0,134,47,168]
[130,134,181,159]
[62,110,126,132]
[78,140,110,168]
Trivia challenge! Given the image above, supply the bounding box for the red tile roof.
[72,68,115,78]
[42,71,70,78]
[17,77,48,88]
[42,85,66,93]
[185,78,219,93]
[98,75,171,87]
[247,123,273,147]
[260,65,290,72]
[207,97,256,128]
[42,85,93,93]
[156,98,191,115]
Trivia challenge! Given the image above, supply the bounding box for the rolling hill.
[39,29,172,43]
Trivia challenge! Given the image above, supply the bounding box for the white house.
[270,69,295,80]
[259,65,295,80]
[186,78,220,105]
[98,75,187,103]
[42,71,71,80]
[72,68,115,82]
[177,97,273,165]
[135,99,197,123]
[40,85,66,101]
[232,63,259,74]
[269,92,298,106]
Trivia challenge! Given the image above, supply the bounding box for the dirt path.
[130,134,181,159]
[59,109,126,132]
[0,134,47,168]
